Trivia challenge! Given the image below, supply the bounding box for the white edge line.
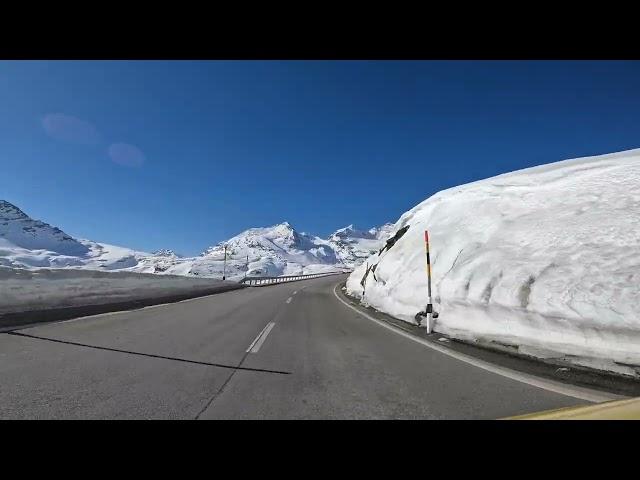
[332,283,624,404]
[249,322,276,353]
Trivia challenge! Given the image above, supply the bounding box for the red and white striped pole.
[424,230,433,333]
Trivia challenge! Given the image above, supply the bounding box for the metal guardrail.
[240,271,349,287]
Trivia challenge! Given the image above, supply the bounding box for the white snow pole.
[424,230,433,334]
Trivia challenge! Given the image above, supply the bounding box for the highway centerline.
[249,322,276,353]
[246,322,276,353]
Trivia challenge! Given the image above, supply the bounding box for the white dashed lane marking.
[246,322,276,354]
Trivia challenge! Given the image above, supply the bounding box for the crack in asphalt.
[194,300,294,419]
[4,331,292,376]
[193,347,254,420]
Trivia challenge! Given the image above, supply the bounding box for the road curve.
[0,274,585,419]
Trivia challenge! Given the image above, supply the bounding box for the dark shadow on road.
[5,331,291,375]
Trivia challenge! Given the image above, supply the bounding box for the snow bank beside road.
[347,149,640,373]
[0,267,242,318]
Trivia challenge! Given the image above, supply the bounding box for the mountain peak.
[369,223,395,240]
[331,224,374,240]
[0,200,29,221]
[0,199,89,257]
[271,221,294,231]
[327,223,395,267]
[152,249,180,257]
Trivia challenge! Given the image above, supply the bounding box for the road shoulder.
[334,281,640,401]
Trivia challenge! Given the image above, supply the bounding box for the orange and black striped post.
[424,230,433,333]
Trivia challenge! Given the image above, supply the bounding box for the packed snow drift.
[347,148,640,374]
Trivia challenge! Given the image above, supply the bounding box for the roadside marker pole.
[424,230,433,334]
[222,244,227,280]
[243,254,249,281]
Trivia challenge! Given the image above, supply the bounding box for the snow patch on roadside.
[0,266,238,315]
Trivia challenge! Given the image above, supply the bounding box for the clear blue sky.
[2,60,640,255]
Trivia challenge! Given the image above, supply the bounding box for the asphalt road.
[0,274,588,419]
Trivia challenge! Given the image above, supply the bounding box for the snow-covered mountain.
[0,200,89,261]
[326,223,394,267]
[0,200,393,279]
[177,221,395,279]
[0,200,170,271]
[196,222,340,278]
[346,148,640,374]
[153,249,181,257]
